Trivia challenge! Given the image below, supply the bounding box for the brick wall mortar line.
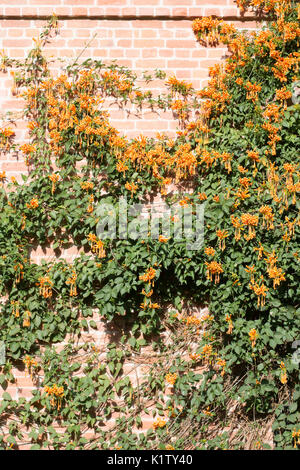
[0,14,268,21]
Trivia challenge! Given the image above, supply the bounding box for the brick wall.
[0,2,262,448]
[0,1,260,181]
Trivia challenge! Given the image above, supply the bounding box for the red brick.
[95,0,124,4]
[115,30,133,39]
[113,121,135,130]
[65,0,94,4]
[207,48,228,58]
[66,19,94,28]
[93,49,108,57]
[134,39,164,48]
[200,58,225,67]
[140,29,157,38]
[125,49,140,58]
[52,7,73,16]
[134,20,163,28]
[222,8,240,17]
[163,0,193,5]
[117,39,132,47]
[135,120,169,130]
[72,7,88,16]
[3,38,32,47]
[204,8,223,17]
[67,39,86,47]
[31,0,61,5]
[166,39,196,48]
[0,0,27,4]
[88,8,105,16]
[109,49,125,58]
[136,59,166,68]
[112,59,132,67]
[195,0,227,4]
[133,0,160,5]
[1,20,31,27]
[142,49,158,58]
[121,8,137,16]
[159,49,173,57]
[4,8,22,16]
[156,8,171,16]
[172,8,188,16]
[167,20,193,28]
[175,69,192,78]
[2,162,28,172]
[105,8,122,16]
[175,29,192,38]
[169,57,197,67]
[7,29,24,37]
[176,51,192,60]
[189,8,205,17]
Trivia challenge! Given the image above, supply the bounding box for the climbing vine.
[0,0,299,450]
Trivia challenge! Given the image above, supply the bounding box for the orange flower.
[38,276,53,298]
[153,417,166,430]
[241,213,259,240]
[23,355,38,377]
[158,235,169,243]
[190,352,201,361]
[165,372,178,386]
[26,198,39,209]
[198,192,207,201]
[202,406,213,416]
[20,143,36,154]
[139,267,156,284]
[249,281,268,307]
[2,127,14,138]
[245,265,256,283]
[125,181,138,197]
[216,229,229,251]
[225,314,233,334]
[249,328,258,348]
[165,444,175,450]
[66,268,77,297]
[268,265,285,289]
[14,263,24,283]
[279,361,287,384]
[11,300,20,318]
[44,384,64,410]
[48,174,60,194]
[275,86,292,102]
[244,81,261,102]
[238,165,248,174]
[116,161,128,174]
[259,205,274,229]
[205,261,223,284]
[231,215,242,241]
[179,198,189,207]
[292,429,300,449]
[247,150,260,165]
[184,315,201,326]
[216,358,226,376]
[204,246,215,257]
[201,344,213,361]
[27,121,38,131]
[89,238,106,258]
[23,310,31,328]
[81,181,94,191]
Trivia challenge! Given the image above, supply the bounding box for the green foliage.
[0,1,299,450]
